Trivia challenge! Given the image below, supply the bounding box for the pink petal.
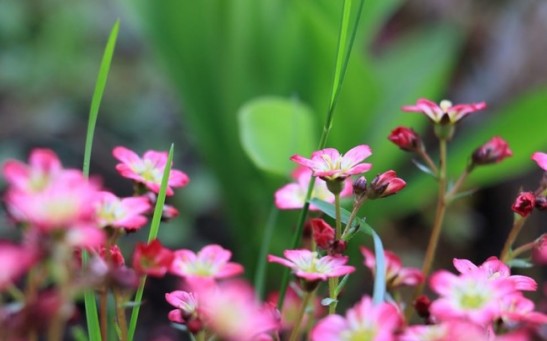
[267,254,297,269]
[310,315,347,340]
[289,154,317,169]
[453,258,478,274]
[342,145,372,166]
[532,152,547,171]
[168,169,190,187]
[274,183,305,210]
[112,146,141,164]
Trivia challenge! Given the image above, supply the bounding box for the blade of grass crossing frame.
[276,0,366,310]
[128,144,174,341]
[82,19,120,341]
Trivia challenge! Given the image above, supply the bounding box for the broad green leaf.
[238,97,316,175]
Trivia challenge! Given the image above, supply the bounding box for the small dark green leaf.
[507,258,533,269]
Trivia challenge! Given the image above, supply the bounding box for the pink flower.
[400,320,489,341]
[361,247,423,289]
[511,192,536,217]
[274,167,352,210]
[2,148,65,193]
[290,145,372,181]
[170,244,244,282]
[165,290,199,324]
[499,292,547,327]
[267,249,354,282]
[0,242,34,291]
[402,98,486,124]
[367,170,406,199]
[112,146,189,196]
[133,239,174,277]
[311,296,403,341]
[429,270,516,326]
[453,257,537,292]
[471,137,513,166]
[388,127,423,152]
[94,192,151,231]
[532,235,547,264]
[532,152,547,171]
[194,281,279,341]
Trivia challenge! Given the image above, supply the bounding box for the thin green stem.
[500,215,529,263]
[114,288,128,341]
[334,193,342,239]
[328,277,339,314]
[416,148,438,176]
[288,291,313,341]
[341,197,366,240]
[445,165,473,202]
[276,0,364,310]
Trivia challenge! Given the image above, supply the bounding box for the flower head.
[274,167,352,211]
[511,192,536,217]
[267,249,354,283]
[311,296,403,341]
[388,127,423,152]
[532,152,547,171]
[133,239,174,277]
[112,146,189,196]
[402,98,486,124]
[361,247,423,289]
[290,145,372,182]
[170,244,244,282]
[471,137,512,166]
[165,290,199,324]
[94,192,151,231]
[366,170,406,199]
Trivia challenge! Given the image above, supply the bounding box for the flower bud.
[512,192,536,217]
[330,240,347,256]
[535,196,547,211]
[388,127,423,152]
[471,137,512,166]
[367,170,406,199]
[309,218,335,251]
[413,295,431,320]
[352,176,367,197]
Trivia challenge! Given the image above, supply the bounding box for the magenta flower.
[267,249,354,282]
[311,296,403,341]
[388,126,423,152]
[165,290,199,324]
[133,239,174,277]
[94,192,151,231]
[290,145,372,181]
[274,166,352,210]
[0,242,34,291]
[499,292,547,327]
[402,98,486,124]
[532,152,547,171]
[112,146,189,196]
[472,137,513,166]
[367,170,406,199]
[511,192,536,217]
[194,280,280,341]
[170,244,244,282]
[361,247,423,289]
[429,269,516,326]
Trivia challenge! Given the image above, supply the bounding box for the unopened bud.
[309,218,335,250]
[471,136,512,166]
[330,240,347,256]
[352,176,367,197]
[535,196,547,211]
[388,127,423,152]
[413,295,431,320]
[512,192,536,217]
[367,170,406,199]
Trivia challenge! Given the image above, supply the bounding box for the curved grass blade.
[309,198,386,303]
[82,19,120,341]
[127,144,174,341]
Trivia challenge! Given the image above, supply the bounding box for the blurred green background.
[1,0,546,339]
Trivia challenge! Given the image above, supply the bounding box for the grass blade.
[82,19,120,341]
[127,144,174,341]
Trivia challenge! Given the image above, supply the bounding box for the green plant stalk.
[288,290,313,341]
[416,148,439,176]
[127,145,174,341]
[413,138,448,301]
[254,207,278,300]
[500,215,529,263]
[276,0,364,310]
[114,288,128,341]
[82,19,120,341]
[327,193,342,314]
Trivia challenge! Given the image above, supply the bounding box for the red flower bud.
[388,127,422,152]
[352,176,367,197]
[309,218,335,250]
[535,196,547,211]
[471,136,512,166]
[367,170,406,199]
[413,295,431,320]
[512,192,536,217]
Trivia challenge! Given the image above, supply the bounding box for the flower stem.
[500,215,529,263]
[334,193,342,239]
[114,288,128,341]
[328,277,339,314]
[288,291,313,341]
[417,148,438,176]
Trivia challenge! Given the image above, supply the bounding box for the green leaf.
[507,258,533,269]
[238,96,316,175]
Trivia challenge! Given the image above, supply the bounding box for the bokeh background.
[1,0,546,339]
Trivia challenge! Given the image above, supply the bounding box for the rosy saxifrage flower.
[94,191,151,231]
[112,146,189,196]
[267,249,354,282]
[290,145,372,181]
[361,246,423,289]
[532,152,547,171]
[274,166,352,210]
[133,239,174,277]
[165,290,199,324]
[402,98,486,124]
[471,136,513,166]
[311,295,403,341]
[170,244,244,282]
